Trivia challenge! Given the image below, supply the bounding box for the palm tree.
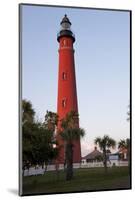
[60,111,85,180]
[94,135,116,172]
[118,138,130,167]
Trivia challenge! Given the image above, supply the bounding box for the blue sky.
[22,5,130,156]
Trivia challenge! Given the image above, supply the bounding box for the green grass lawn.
[22,167,131,195]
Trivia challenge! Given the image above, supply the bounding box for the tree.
[118,138,130,167]
[22,99,35,124]
[22,122,35,170]
[43,110,58,132]
[42,110,59,170]
[22,99,36,172]
[60,111,85,180]
[32,124,58,171]
[94,135,116,172]
[22,100,59,174]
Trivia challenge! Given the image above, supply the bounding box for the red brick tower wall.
[57,34,81,164]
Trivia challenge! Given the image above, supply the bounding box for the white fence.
[23,164,80,176]
[23,161,128,176]
[118,161,128,166]
[24,167,44,176]
[81,161,128,168]
[81,162,103,168]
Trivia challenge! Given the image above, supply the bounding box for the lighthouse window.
[62,72,67,80]
[62,99,66,108]
[63,40,67,46]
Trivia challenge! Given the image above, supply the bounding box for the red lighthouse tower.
[57,15,81,164]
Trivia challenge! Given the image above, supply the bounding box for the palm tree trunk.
[103,150,107,173]
[65,143,73,180]
[45,164,48,172]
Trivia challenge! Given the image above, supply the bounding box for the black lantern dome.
[60,14,71,25]
[57,14,75,43]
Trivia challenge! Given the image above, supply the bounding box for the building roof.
[82,147,102,160]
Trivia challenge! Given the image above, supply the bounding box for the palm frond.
[94,135,116,150]
[60,127,85,142]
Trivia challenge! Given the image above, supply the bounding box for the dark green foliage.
[23,121,58,169]
[22,99,35,124]
[43,110,58,132]
[60,128,85,142]
[94,135,116,172]
[22,100,58,172]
